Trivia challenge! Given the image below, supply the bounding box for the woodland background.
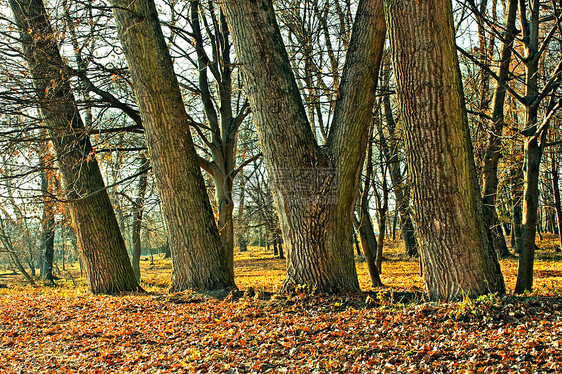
[1,0,562,371]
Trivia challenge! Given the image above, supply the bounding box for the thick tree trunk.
[110,0,235,291]
[131,156,149,282]
[385,0,505,300]
[222,0,386,292]
[9,0,140,294]
[480,0,517,259]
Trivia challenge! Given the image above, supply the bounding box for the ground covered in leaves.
[1,239,562,373]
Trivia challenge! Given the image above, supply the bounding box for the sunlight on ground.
[2,237,562,295]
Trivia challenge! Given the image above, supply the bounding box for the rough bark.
[221,0,386,293]
[385,0,505,300]
[9,0,140,294]
[110,0,235,291]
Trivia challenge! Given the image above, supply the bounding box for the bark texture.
[110,0,235,291]
[10,0,140,294]
[385,0,505,300]
[222,0,386,292]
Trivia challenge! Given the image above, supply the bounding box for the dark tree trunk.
[222,0,386,292]
[110,0,235,291]
[478,0,516,260]
[39,152,55,283]
[9,0,140,294]
[384,0,505,300]
[278,242,285,260]
[514,0,557,294]
[354,231,362,256]
[355,213,384,288]
[552,152,562,252]
[131,156,149,282]
[511,166,524,252]
[355,142,384,287]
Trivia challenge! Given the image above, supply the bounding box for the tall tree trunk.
[39,144,55,283]
[514,0,556,294]
[110,0,235,292]
[9,0,140,294]
[384,0,505,300]
[480,0,518,259]
[356,141,383,287]
[236,176,248,252]
[222,0,386,292]
[552,151,562,252]
[131,155,149,282]
[511,163,524,251]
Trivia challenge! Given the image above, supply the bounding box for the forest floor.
[1,236,562,373]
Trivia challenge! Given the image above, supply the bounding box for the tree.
[131,154,149,281]
[110,0,236,291]
[384,0,505,300]
[9,0,140,294]
[221,0,386,292]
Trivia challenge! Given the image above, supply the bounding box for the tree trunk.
[356,142,384,287]
[221,0,386,292]
[131,156,149,282]
[515,135,542,293]
[9,0,140,294]
[511,163,524,252]
[552,152,562,252]
[515,0,548,294]
[39,150,55,283]
[480,0,517,259]
[355,213,384,288]
[384,0,505,300]
[110,0,235,292]
[354,231,362,256]
[380,67,418,257]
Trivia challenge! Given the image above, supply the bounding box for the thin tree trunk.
[480,0,517,259]
[356,141,384,287]
[131,155,149,282]
[380,66,418,257]
[384,0,505,300]
[9,0,140,294]
[552,151,562,252]
[39,146,55,283]
[110,0,235,291]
